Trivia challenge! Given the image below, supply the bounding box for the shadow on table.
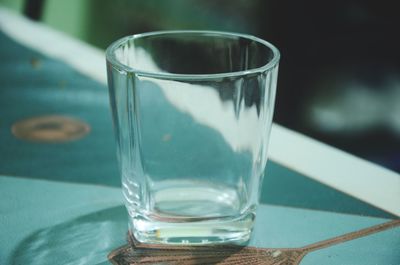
[11,206,127,265]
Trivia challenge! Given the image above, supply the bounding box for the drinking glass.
[106,31,280,245]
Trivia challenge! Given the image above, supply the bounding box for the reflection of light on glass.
[151,78,265,157]
[116,47,269,157]
[115,46,162,73]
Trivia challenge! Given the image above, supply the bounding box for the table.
[0,7,399,265]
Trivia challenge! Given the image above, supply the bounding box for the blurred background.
[1,0,399,173]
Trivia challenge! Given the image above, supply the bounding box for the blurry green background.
[0,0,260,49]
[1,0,91,43]
[1,0,400,173]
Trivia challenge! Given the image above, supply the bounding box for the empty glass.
[106,31,280,245]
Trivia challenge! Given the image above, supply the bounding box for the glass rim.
[106,30,280,80]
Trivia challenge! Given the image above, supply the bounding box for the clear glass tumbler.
[106,31,280,245]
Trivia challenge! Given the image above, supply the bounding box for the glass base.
[129,211,255,246]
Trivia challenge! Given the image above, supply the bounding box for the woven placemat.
[108,219,399,265]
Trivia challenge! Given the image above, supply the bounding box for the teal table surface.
[1,175,399,265]
[0,10,399,265]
